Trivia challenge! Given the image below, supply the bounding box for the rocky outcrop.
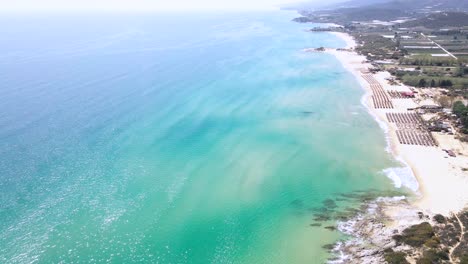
[327,198,468,264]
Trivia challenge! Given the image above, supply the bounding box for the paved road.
[420,33,458,60]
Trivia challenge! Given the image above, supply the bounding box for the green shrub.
[393,222,436,247]
[433,214,446,224]
[384,249,409,264]
[424,237,440,248]
[416,249,449,264]
[453,101,467,117]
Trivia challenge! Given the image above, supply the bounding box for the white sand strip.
[324,32,468,215]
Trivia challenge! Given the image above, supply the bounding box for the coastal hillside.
[357,0,468,12]
[296,0,468,23]
[400,12,468,28]
[282,0,389,11]
[312,0,468,12]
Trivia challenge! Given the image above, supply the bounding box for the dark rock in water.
[310,206,332,214]
[339,193,361,199]
[310,207,335,217]
[323,199,338,209]
[354,190,369,193]
[336,216,348,221]
[336,208,361,220]
[335,198,347,202]
[301,111,315,115]
[359,194,379,202]
[322,243,336,251]
[335,210,358,221]
[339,190,398,202]
[345,208,361,214]
[310,223,322,227]
[324,226,337,231]
[313,214,332,222]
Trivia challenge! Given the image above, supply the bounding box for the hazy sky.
[0,0,307,12]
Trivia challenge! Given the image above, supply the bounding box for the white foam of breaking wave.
[328,242,349,264]
[328,196,407,263]
[382,167,418,191]
[375,196,406,203]
[382,156,419,192]
[359,90,420,193]
[360,93,392,154]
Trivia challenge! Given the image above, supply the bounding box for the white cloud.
[0,0,303,12]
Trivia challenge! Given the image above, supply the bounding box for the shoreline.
[315,31,468,262]
[325,31,468,216]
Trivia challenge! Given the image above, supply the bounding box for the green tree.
[430,79,436,87]
[418,78,427,87]
[453,101,466,117]
[456,66,464,77]
[462,115,468,129]
[440,80,453,87]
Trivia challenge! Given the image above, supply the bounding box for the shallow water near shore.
[1,11,409,263]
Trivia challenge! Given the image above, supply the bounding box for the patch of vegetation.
[355,34,401,60]
[424,236,441,248]
[453,101,468,133]
[461,255,468,264]
[399,55,461,67]
[416,249,449,264]
[398,75,468,90]
[302,7,407,25]
[401,12,468,29]
[391,46,468,91]
[393,222,438,247]
[384,248,409,264]
[435,216,462,247]
[452,212,468,259]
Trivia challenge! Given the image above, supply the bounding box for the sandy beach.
[325,32,468,216]
[314,31,468,263]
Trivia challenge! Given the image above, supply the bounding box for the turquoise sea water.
[1,11,406,263]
